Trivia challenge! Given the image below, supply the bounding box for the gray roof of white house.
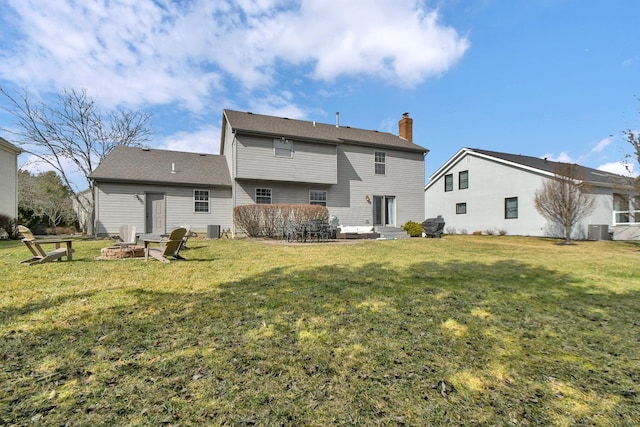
[427,147,634,191]
[89,146,231,187]
[471,148,629,186]
[222,109,429,154]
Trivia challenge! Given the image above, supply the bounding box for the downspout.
[232,134,238,238]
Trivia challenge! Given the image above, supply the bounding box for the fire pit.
[99,245,145,259]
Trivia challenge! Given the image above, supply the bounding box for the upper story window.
[505,197,518,219]
[256,188,272,204]
[375,151,386,175]
[459,170,469,189]
[444,174,453,192]
[309,190,327,207]
[274,138,293,158]
[194,190,210,213]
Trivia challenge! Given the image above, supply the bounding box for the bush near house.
[402,220,423,237]
[234,204,329,237]
[0,214,17,239]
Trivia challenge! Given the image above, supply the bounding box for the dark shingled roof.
[90,146,231,187]
[223,109,429,153]
[471,148,629,186]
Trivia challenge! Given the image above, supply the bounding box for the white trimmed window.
[375,151,386,175]
[274,138,293,158]
[194,190,210,213]
[309,190,327,206]
[444,174,453,192]
[459,170,469,189]
[505,197,518,219]
[256,188,272,204]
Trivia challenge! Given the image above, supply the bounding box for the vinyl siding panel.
[331,145,425,226]
[0,146,19,219]
[235,135,337,184]
[95,182,232,236]
[235,144,424,227]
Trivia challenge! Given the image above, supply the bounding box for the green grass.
[1,236,639,425]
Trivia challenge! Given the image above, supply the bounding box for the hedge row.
[233,204,329,238]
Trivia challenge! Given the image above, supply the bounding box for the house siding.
[234,144,425,227]
[425,152,622,238]
[0,139,20,219]
[95,182,232,236]
[235,134,337,184]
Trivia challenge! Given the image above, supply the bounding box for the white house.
[0,136,22,220]
[424,148,639,240]
[90,110,429,237]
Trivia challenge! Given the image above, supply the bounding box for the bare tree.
[1,87,152,234]
[534,163,596,243]
[624,125,640,195]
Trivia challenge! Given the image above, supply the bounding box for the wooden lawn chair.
[114,225,137,247]
[18,225,73,265]
[144,227,187,263]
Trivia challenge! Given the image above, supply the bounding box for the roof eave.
[91,177,231,188]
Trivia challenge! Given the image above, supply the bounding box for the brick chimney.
[399,112,413,142]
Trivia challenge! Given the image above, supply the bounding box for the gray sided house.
[221,110,428,232]
[90,147,232,236]
[424,148,639,240]
[91,110,428,237]
[0,136,22,220]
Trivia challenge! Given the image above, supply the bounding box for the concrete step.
[376,226,410,239]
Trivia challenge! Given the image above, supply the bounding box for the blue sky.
[0,0,638,192]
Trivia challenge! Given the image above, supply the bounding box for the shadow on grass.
[1,259,639,425]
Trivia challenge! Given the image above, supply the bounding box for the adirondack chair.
[143,227,187,263]
[114,225,137,247]
[18,225,73,265]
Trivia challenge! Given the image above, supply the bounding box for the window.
[505,197,518,219]
[459,170,469,189]
[456,202,467,214]
[274,138,293,158]
[194,190,210,213]
[614,193,630,223]
[256,188,272,204]
[309,190,327,206]
[375,151,386,175]
[444,174,453,192]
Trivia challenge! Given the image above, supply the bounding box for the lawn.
[1,236,639,426]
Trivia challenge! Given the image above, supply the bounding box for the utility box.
[207,225,220,239]
[588,224,609,241]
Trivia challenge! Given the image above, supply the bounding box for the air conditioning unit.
[588,224,609,241]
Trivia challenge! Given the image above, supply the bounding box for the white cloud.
[0,0,468,113]
[542,151,574,163]
[158,125,222,154]
[597,161,637,177]
[591,136,614,153]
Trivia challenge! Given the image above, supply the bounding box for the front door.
[373,195,395,226]
[145,193,165,234]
